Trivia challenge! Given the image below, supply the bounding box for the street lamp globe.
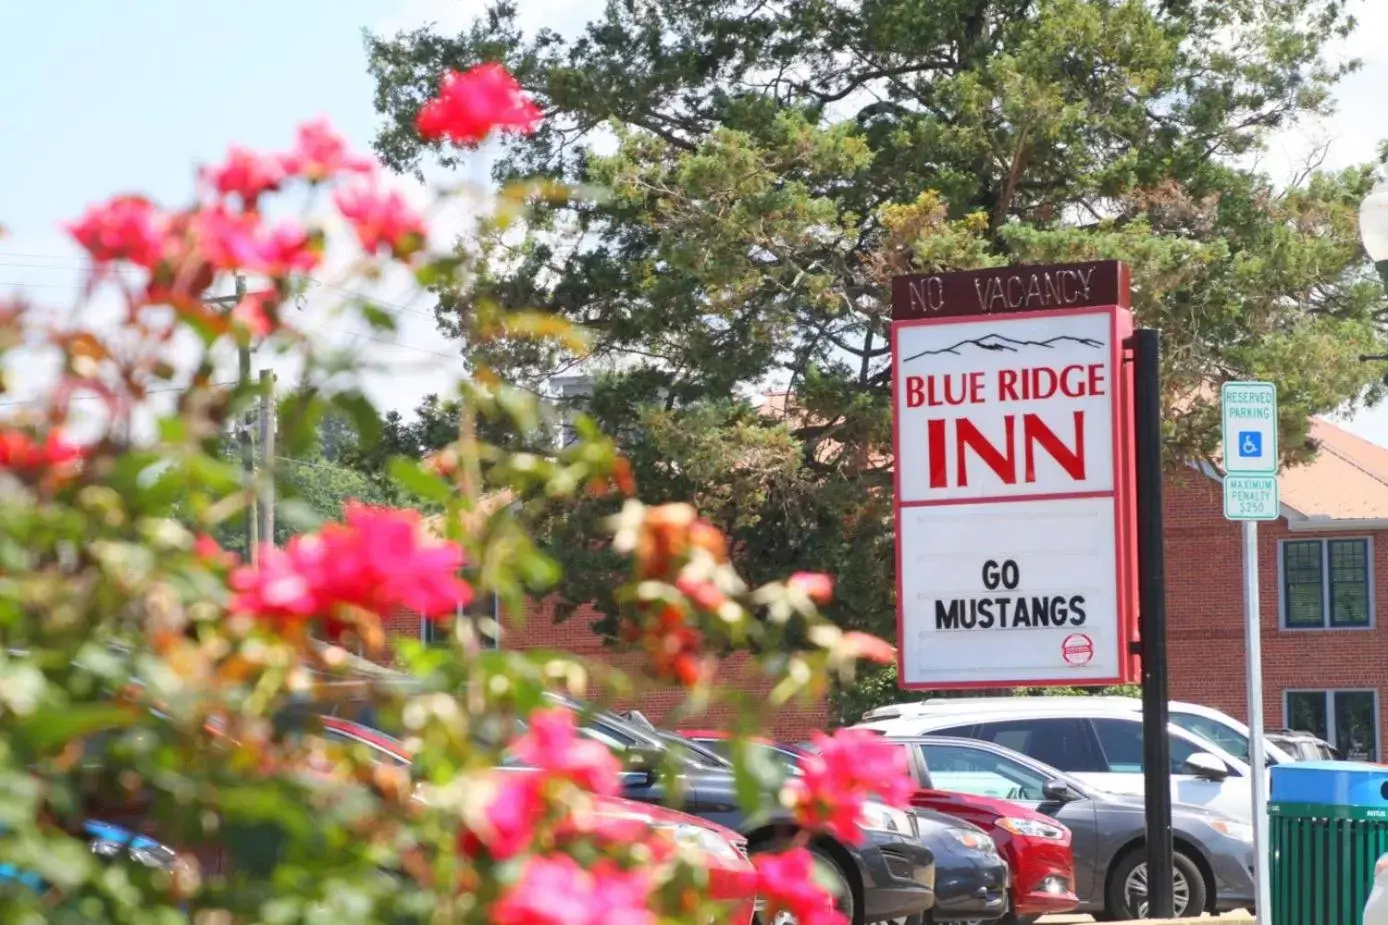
[1360,180,1388,286]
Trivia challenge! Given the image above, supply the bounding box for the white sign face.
[895,312,1116,503]
[897,496,1123,685]
[892,306,1131,688]
[1223,475,1279,521]
[1220,381,1278,476]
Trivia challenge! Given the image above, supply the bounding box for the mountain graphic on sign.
[902,332,1103,363]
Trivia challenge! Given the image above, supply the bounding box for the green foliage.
[368,0,1388,647]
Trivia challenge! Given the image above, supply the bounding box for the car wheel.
[752,844,858,925]
[1105,848,1208,920]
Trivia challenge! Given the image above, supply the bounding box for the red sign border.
[891,304,1138,690]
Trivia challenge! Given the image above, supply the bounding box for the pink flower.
[231,289,278,337]
[229,503,472,626]
[491,855,654,925]
[228,545,319,621]
[511,708,622,796]
[189,205,265,271]
[472,774,546,859]
[787,729,914,844]
[333,184,427,259]
[202,146,285,204]
[188,208,321,278]
[840,631,896,665]
[0,429,84,473]
[415,63,542,147]
[281,119,375,182]
[66,195,167,267]
[194,534,238,569]
[754,849,847,925]
[255,221,322,277]
[789,571,834,605]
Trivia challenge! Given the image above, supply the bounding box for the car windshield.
[694,737,803,776]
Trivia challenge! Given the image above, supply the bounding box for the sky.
[0,0,1386,442]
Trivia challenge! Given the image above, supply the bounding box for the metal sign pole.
[1133,328,1174,918]
[1242,519,1272,917]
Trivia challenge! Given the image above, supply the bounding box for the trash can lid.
[1271,759,1388,808]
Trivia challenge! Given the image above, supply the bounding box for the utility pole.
[234,274,259,562]
[258,368,276,548]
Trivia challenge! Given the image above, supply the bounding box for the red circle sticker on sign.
[1061,634,1095,667]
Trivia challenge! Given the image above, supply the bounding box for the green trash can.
[1269,760,1388,925]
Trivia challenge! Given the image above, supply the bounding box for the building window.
[423,591,500,648]
[1280,538,1372,629]
[1284,690,1378,761]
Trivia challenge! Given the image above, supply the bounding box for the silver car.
[889,734,1257,920]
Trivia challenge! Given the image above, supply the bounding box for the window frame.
[1282,688,1380,761]
[1277,536,1374,631]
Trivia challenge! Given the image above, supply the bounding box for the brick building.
[1167,418,1388,762]
[387,411,1388,751]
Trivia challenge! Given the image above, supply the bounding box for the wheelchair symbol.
[1237,431,1262,457]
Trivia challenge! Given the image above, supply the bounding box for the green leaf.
[387,457,454,504]
[10,703,136,753]
[332,390,382,448]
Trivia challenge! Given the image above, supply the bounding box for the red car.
[320,718,759,923]
[682,729,1079,925]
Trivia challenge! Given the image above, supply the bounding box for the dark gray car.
[889,735,1257,920]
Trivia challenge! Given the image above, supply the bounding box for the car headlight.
[859,801,916,838]
[997,817,1067,841]
[655,823,743,863]
[1209,819,1254,843]
[948,828,995,852]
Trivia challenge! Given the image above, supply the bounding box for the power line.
[0,380,239,409]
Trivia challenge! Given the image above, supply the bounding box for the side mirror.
[1042,779,1079,803]
[1184,752,1230,782]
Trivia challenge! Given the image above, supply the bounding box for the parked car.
[1266,728,1338,761]
[908,809,1010,924]
[891,734,1257,920]
[532,699,936,925]
[857,700,1259,822]
[684,729,1064,925]
[680,729,808,776]
[0,819,177,892]
[316,717,761,923]
[862,696,1293,767]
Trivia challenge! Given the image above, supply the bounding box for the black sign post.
[1131,328,1174,917]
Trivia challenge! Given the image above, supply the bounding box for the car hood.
[913,806,989,836]
[913,786,1057,823]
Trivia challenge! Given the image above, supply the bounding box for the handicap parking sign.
[1237,431,1262,458]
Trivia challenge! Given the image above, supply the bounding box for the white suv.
[862,695,1294,766]
[856,698,1262,822]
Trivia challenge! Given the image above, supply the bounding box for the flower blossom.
[460,772,549,860]
[333,183,427,259]
[189,207,321,277]
[754,849,847,925]
[490,854,655,925]
[0,429,84,474]
[416,63,542,147]
[510,708,622,796]
[231,289,279,337]
[66,195,166,267]
[229,503,472,627]
[280,119,375,182]
[789,571,834,605]
[786,728,915,844]
[202,146,285,205]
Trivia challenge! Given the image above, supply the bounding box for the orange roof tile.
[1272,418,1388,522]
